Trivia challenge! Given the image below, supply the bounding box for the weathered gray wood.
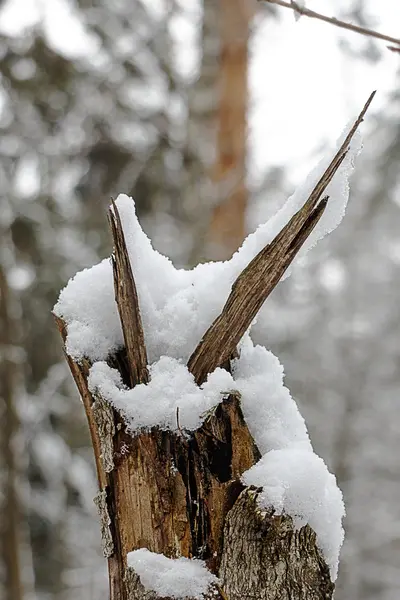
[219,489,334,600]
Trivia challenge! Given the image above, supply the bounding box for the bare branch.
[187,92,375,386]
[108,199,149,386]
[260,0,400,49]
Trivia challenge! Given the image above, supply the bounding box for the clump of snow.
[127,549,218,599]
[54,129,362,365]
[293,0,306,21]
[57,259,122,361]
[54,126,362,583]
[88,357,234,432]
[233,337,312,454]
[242,449,344,581]
[87,336,311,446]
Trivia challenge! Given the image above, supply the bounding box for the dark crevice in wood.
[204,414,233,484]
[108,347,132,388]
[105,480,125,599]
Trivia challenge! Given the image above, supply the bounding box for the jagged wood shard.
[187,92,375,385]
[108,198,149,387]
[188,194,329,385]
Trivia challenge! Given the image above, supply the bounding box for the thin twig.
[108,199,149,386]
[260,0,400,49]
[187,92,375,386]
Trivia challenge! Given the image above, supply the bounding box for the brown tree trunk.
[55,196,332,598]
[206,0,252,260]
[186,0,220,265]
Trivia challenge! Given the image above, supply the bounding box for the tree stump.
[55,94,374,599]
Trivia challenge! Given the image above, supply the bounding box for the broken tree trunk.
[55,94,374,600]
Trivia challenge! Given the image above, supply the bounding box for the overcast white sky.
[0,0,398,187]
[249,0,399,183]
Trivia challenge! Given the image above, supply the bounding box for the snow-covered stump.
[54,95,373,600]
[55,331,333,600]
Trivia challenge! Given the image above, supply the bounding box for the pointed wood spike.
[296,90,375,219]
[187,92,375,385]
[187,195,329,386]
[108,199,149,386]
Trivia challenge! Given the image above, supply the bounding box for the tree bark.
[219,489,333,600]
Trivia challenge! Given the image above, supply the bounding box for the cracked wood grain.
[54,315,126,599]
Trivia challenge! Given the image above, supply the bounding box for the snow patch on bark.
[127,549,218,599]
[242,449,344,581]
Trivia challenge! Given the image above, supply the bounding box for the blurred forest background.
[0,0,399,599]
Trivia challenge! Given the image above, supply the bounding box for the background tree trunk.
[0,264,23,600]
[206,0,252,260]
